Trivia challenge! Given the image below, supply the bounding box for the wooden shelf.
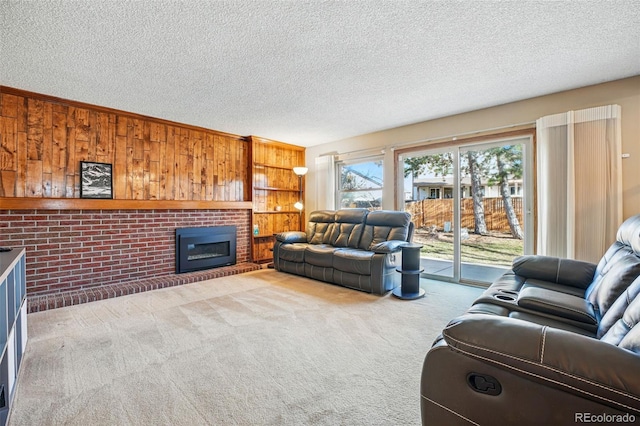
[253,163,296,171]
[0,197,252,211]
[254,210,300,214]
[253,187,300,192]
[253,234,276,239]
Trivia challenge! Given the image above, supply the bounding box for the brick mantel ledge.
[0,197,252,210]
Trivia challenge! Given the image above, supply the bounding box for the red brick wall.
[0,209,251,296]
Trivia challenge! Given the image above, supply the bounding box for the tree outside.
[339,160,383,210]
[403,145,525,268]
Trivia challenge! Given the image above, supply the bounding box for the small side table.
[392,242,425,300]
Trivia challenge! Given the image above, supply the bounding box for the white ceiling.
[1,1,639,147]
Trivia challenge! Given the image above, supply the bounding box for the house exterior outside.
[409,176,523,201]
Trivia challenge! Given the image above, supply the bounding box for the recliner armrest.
[274,231,307,243]
[512,255,596,289]
[517,287,597,325]
[370,240,406,254]
[442,314,640,414]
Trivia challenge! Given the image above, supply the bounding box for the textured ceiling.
[1,1,639,147]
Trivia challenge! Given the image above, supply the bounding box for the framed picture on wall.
[80,161,113,199]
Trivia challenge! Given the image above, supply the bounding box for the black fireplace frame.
[175,226,237,274]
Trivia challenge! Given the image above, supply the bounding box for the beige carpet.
[8,269,482,425]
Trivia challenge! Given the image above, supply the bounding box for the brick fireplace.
[175,225,237,273]
[0,209,258,312]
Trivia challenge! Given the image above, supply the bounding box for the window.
[337,158,383,210]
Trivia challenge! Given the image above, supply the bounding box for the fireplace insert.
[175,226,236,273]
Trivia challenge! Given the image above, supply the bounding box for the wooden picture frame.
[80,161,113,199]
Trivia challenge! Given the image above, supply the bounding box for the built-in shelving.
[253,187,300,192]
[250,137,305,263]
[0,247,27,426]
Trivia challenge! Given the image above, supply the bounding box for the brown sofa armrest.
[512,255,597,289]
[274,231,307,243]
[370,240,406,254]
[442,314,640,414]
[517,287,597,325]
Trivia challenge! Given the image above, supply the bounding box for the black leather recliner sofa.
[421,214,640,425]
[273,209,413,295]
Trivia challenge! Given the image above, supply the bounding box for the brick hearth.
[27,262,262,313]
[0,208,258,311]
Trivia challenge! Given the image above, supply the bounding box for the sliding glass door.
[401,136,533,284]
[403,148,456,280]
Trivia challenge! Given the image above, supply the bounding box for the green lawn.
[413,231,523,267]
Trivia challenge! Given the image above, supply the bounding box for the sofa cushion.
[305,244,339,268]
[590,214,640,292]
[304,263,334,283]
[520,279,585,297]
[508,311,596,336]
[333,248,374,275]
[619,325,640,353]
[616,213,640,255]
[600,293,640,353]
[329,209,368,248]
[333,270,373,292]
[359,210,411,250]
[306,210,336,245]
[598,276,640,338]
[586,254,640,319]
[278,243,307,263]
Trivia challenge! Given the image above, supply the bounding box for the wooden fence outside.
[405,197,523,233]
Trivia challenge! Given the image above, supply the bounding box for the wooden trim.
[0,197,252,210]
[393,127,536,210]
[248,135,306,152]
[0,86,247,141]
[394,127,535,157]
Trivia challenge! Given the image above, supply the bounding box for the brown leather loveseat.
[273,209,413,295]
[421,214,640,425]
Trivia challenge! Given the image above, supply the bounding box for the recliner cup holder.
[494,294,516,302]
[497,289,519,296]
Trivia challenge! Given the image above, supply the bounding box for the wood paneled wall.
[251,138,306,170]
[0,87,249,202]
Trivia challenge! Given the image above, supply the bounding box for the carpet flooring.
[8,270,482,425]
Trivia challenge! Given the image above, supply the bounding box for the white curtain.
[314,154,336,210]
[536,105,622,263]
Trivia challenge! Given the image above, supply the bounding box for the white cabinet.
[0,248,27,426]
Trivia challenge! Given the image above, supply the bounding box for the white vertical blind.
[314,154,336,210]
[536,105,622,263]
